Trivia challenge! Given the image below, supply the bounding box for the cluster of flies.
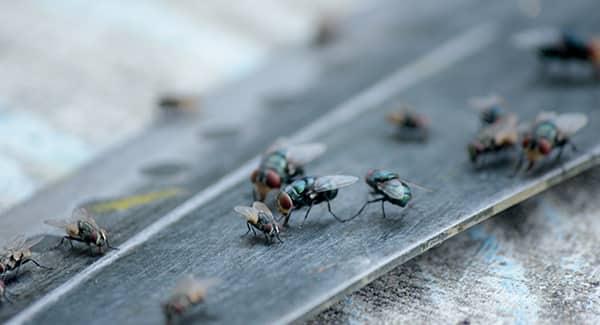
[0,29,595,324]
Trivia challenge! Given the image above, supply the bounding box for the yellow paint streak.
[89,188,184,213]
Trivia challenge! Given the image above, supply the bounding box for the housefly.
[386,107,429,140]
[276,175,358,226]
[468,114,520,165]
[251,142,326,201]
[45,208,117,254]
[351,169,431,219]
[234,202,282,244]
[517,112,588,171]
[0,236,50,278]
[162,275,219,325]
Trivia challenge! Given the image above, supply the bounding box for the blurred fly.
[468,95,507,126]
[276,175,358,227]
[386,107,429,140]
[45,208,117,254]
[352,169,430,219]
[468,114,520,165]
[0,236,50,278]
[234,202,282,244]
[162,275,218,325]
[251,142,326,201]
[517,112,588,171]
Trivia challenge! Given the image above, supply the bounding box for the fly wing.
[512,27,561,49]
[2,235,26,253]
[252,202,273,219]
[73,208,101,230]
[24,236,44,250]
[468,94,504,110]
[376,179,409,200]
[172,275,219,297]
[233,206,259,224]
[44,219,71,231]
[535,111,558,123]
[313,175,359,192]
[552,113,588,136]
[285,143,327,166]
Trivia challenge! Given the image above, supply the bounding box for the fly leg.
[275,232,283,244]
[23,259,52,270]
[106,240,119,251]
[381,200,388,218]
[511,154,524,177]
[300,205,313,227]
[283,211,293,227]
[326,201,347,223]
[554,145,564,163]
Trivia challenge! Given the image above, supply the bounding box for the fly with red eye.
[250,142,326,201]
[516,112,588,172]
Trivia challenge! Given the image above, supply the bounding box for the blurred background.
[0,0,360,213]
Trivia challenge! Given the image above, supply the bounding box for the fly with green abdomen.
[276,175,358,227]
[351,169,431,219]
[234,202,282,244]
[517,112,588,172]
[251,142,326,201]
[0,235,51,279]
[45,208,118,255]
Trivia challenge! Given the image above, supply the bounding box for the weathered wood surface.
[1,0,600,324]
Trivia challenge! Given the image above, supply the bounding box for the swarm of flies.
[251,141,326,201]
[0,235,51,280]
[45,208,117,255]
[386,107,430,141]
[276,175,358,227]
[516,111,588,172]
[234,202,282,244]
[349,169,431,219]
[162,275,219,325]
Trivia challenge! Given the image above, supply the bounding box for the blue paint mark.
[467,226,538,324]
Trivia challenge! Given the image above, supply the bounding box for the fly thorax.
[66,224,79,237]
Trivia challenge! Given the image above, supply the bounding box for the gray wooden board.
[2,0,600,324]
[0,0,486,321]
[311,167,600,324]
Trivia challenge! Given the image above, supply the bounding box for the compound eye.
[539,139,552,154]
[251,169,259,183]
[278,193,293,211]
[265,170,281,189]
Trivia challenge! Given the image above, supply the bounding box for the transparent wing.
[3,235,26,253]
[265,137,290,154]
[44,218,71,231]
[399,178,434,193]
[313,175,359,192]
[377,179,410,200]
[233,206,259,224]
[285,143,327,166]
[535,111,558,123]
[552,113,588,136]
[73,208,100,229]
[252,202,273,219]
[172,275,219,297]
[512,27,561,49]
[24,236,44,250]
[468,94,504,110]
